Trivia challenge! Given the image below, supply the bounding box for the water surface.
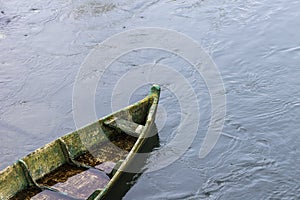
[1,0,300,199]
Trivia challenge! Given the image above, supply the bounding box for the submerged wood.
[0,85,160,200]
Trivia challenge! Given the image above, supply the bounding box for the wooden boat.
[0,85,161,200]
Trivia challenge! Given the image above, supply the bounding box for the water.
[1,0,300,199]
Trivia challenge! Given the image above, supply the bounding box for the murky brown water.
[1,0,300,199]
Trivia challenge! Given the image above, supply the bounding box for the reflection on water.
[1,0,300,199]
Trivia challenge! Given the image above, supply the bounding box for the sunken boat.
[0,85,161,200]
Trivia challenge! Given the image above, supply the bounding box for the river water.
[1,0,300,199]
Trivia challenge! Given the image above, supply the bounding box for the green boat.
[0,85,161,200]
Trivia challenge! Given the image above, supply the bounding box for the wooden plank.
[31,190,76,200]
[104,117,144,137]
[75,121,108,151]
[0,162,29,199]
[94,161,116,175]
[61,132,87,159]
[22,140,67,181]
[50,168,110,199]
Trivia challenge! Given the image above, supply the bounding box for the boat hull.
[0,85,160,200]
